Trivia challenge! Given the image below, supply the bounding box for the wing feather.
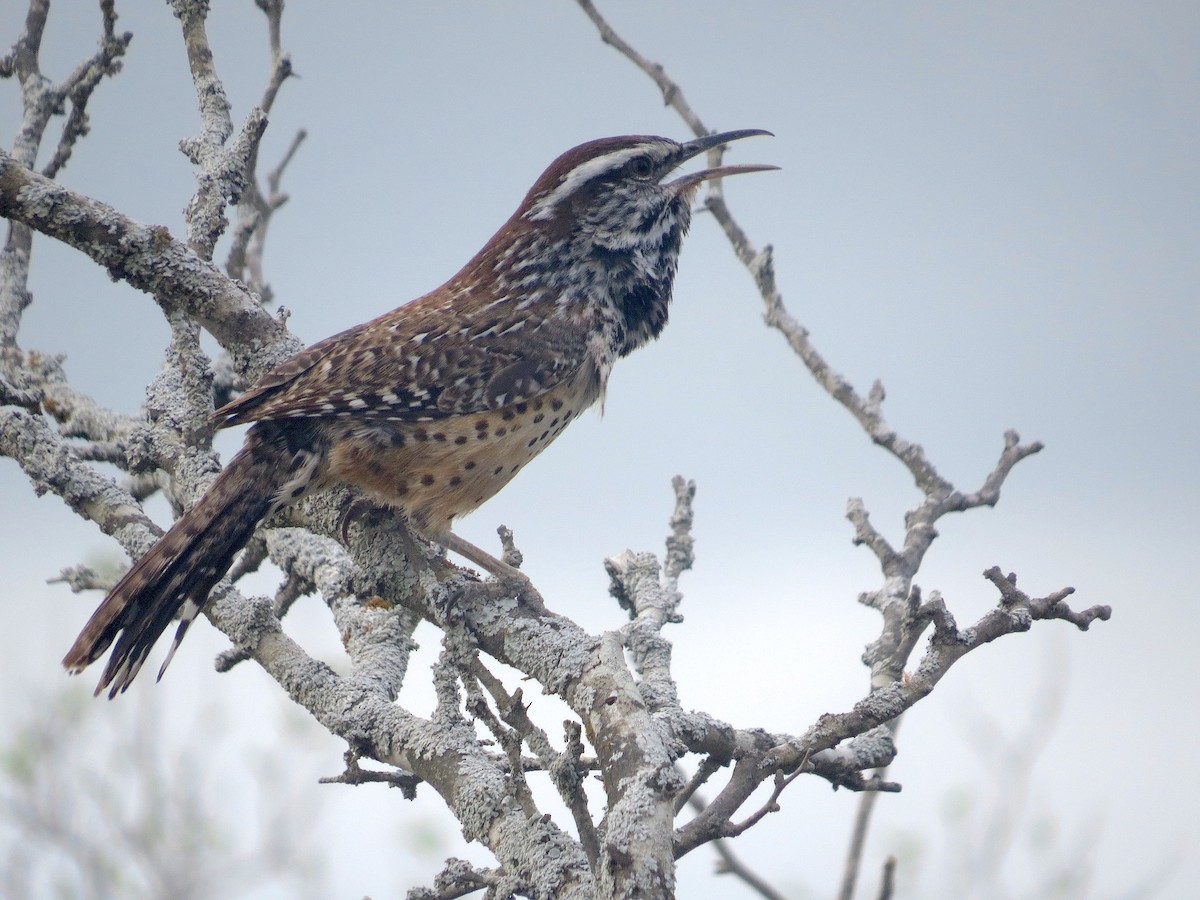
[214,292,590,428]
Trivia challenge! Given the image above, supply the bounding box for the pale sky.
[2,2,1197,898]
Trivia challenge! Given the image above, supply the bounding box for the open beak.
[665,128,778,195]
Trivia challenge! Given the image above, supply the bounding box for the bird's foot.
[441,531,546,612]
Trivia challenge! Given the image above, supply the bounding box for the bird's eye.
[630,156,654,179]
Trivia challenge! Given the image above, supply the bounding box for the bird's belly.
[326,384,595,535]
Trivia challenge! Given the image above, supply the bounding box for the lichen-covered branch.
[575,5,1109,892]
[171,0,261,260]
[222,0,298,304]
[40,3,132,180]
[201,573,594,898]
[0,405,151,548]
[0,153,298,377]
[2,4,1112,898]
[2,0,130,174]
[672,571,1106,858]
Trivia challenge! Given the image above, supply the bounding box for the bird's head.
[522,129,776,240]
[513,130,776,353]
[451,130,775,358]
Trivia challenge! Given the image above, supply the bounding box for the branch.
[225,127,305,303]
[673,573,1105,857]
[0,406,155,550]
[0,348,139,449]
[981,568,1109,631]
[621,39,1056,875]
[574,0,707,136]
[0,152,299,378]
[318,748,421,800]
[464,670,541,820]
[604,476,699,724]
[171,0,267,260]
[664,474,695,585]
[39,4,132,180]
[223,0,301,302]
[4,1,129,174]
[5,5,1116,897]
[48,564,112,593]
[876,856,897,900]
[195,560,595,898]
[2,0,128,362]
[686,793,789,900]
[408,858,510,900]
[576,11,1057,710]
[838,721,905,900]
[1,5,614,895]
[469,657,601,869]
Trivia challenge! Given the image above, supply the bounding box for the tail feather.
[63,424,298,698]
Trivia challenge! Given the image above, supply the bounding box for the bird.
[63,129,776,698]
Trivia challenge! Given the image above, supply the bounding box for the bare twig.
[876,856,897,900]
[4,1,128,174]
[673,757,724,815]
[663,475,695,584]
[573,13,1106,886]
[944,649,1072,893]
[574,0,707,136]
[1,0,129,365]
[710,841,789,900]
[838,723,902,900]
[684,791,788,900]
[724,769,805,839]
[673,572,1105,858]
[409,858,510,900]
[48,564,111,593]
[318,748,420,800]
[462,657,540,819]
[40,5,132,180]
[495,524,525,570]
[559,719,602,871]
[585,12,1060,879]
[223,0,301,303]
[469,657,601,868]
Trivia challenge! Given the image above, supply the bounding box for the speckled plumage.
[64,130,774,696]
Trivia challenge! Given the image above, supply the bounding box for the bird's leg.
[441,531,515,575]
[440,531,546,610]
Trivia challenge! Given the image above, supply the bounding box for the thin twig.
[463,663,539,819]
[574,0,706,135]
[573,5,1106,881]
[674,757,723,815]
[222,0,300,302]
[318,748,420,799]
[876,856,897,900]
[838,733,901,900]
[685,792,788,900]
[469,657,601,869]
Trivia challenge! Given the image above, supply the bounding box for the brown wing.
[213,291,591,428]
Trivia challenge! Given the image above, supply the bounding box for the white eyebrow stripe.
[526,146,649,221]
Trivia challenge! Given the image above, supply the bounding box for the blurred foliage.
[0,685,327,900]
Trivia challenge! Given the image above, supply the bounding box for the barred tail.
[63,424,301,698]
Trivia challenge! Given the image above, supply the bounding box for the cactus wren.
[64,129,775,697]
